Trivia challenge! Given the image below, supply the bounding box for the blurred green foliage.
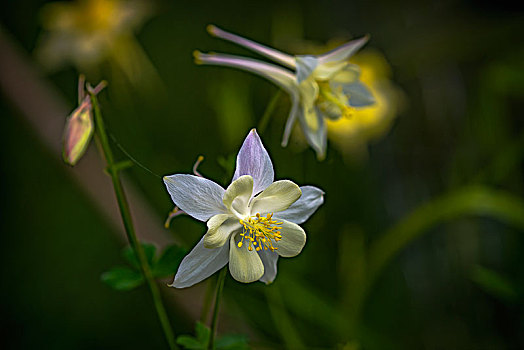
[1,0,524,349]
[101,243,186,291]
[176,321,249,350]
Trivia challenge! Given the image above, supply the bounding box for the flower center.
[317,81,354,119]
[238,213,282,252]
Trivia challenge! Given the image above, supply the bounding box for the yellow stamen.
[238,213,283,252]
[317,81,354,118]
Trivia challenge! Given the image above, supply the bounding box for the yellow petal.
[228,234,264,283]
[223,175,253,217]
[204,214,241,248]
[250,180,301,214]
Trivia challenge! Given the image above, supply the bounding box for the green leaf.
[195,321,211,346]
[122,243,157,270]
[216,334,249,350]
[176,322,210,349]
[470,265,518,302]
[176,335,204,350]
[176,321,248,350]
[153,244,187,278]
[367,186,524,291]
[100,266,144,291]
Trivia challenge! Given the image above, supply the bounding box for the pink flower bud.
[62,98,94,166]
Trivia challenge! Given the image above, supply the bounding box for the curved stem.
[208,267,227,350]
[200,278,216,324]
[89,88,177,350]
[348,186,524,330]
[367,186,524,288]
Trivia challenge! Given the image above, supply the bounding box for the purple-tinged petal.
[276,186,324,224]
[170,237,229,288]
[233,129,274,195]
[163,174,226,222]
[194,52,297,95]
[207,25,296,69]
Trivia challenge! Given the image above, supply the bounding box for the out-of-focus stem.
[88,87,177,350]
[208,267,227,350]
[258,89,282,133]
[199,278,216,324]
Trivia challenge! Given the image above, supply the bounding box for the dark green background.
[1,0,524,348]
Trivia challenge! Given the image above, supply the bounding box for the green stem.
[208,267,227,350]
[200,277,216,324]
[89,88,177,350]
[258,90,282,133]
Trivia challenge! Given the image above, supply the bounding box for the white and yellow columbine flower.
[164,129,324,287]
[194,25,375,160]
[36,0,151,70]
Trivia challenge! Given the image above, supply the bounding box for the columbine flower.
[163,129,324,288]
[194,25,375,160]
[34,0,157,91]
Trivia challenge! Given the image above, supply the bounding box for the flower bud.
[62,98,94,166]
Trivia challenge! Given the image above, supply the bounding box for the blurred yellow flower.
[35,0,151,71]
[326,50,402,160]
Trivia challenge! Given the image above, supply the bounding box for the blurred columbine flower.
[35,0,157,89]
[194,25,375,160]
[164,129,324,288]
[326,50,401,160]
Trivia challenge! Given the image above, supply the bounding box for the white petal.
[223,175,253,217]
[204,214,242,248]
[163,174,226,222]
[317,36,369,65]
[233,129,274,195]
[273,219,306,257]
[341,81,375,107]
[170,237,229,288]
[281,91,300,147]
[207,25,296,69]
[249,180,301,215]
[276,186,324,224]
[228,234,264,283]
[295,55,318,83]
[298,105,327,160]
[258,249,279,284]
